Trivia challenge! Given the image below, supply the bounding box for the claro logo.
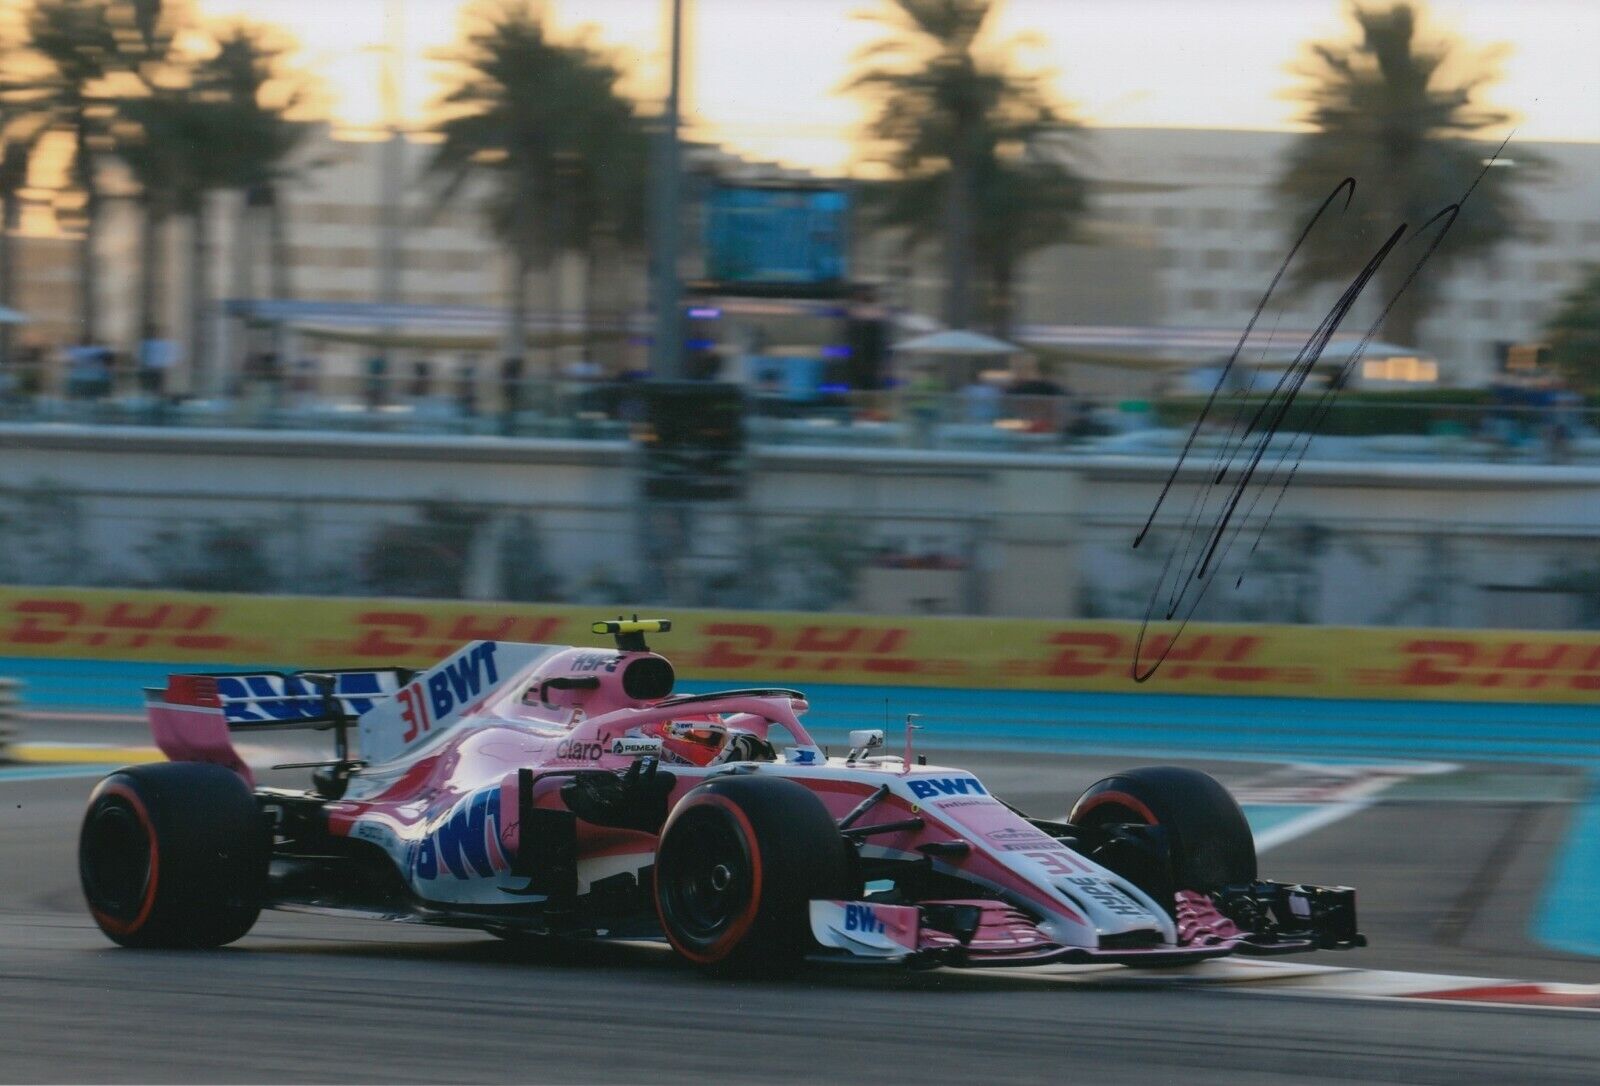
[555,739,602,760]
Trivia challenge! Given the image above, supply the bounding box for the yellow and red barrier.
[0,586,1595,704]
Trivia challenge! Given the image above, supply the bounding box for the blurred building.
[863,128,1600,388]
[7,233,79,349]
[7,124,1594,392]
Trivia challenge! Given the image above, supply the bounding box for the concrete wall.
[1,424,1596,626]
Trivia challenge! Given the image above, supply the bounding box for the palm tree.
[7,0,124,344]
[0,105,49,370]
[113,86,182,347]
[847,0,1086,332]
[201,24,312,306]
[427,2,646,368]
[865,133,1086,336]
[1544,266,1600,392]
[1276,2,1533,350]
[112,21,312,391]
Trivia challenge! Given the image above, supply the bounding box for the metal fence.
[2,364,1596,465]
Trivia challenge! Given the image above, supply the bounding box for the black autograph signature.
[1130,137,1512,682]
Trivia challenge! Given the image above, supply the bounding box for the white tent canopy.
[893,329,1019,356]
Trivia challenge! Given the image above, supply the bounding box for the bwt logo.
[907,777,989,800]
[425,642,501,719]
[842,904,885,934]
[413,787,507,881]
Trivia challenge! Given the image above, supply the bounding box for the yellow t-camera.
[592,618,672,651]
[591,619,671,636]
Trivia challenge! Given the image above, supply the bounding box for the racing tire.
[654,776,854,976]
[79,762,268,948]
[1068,766,1256,910]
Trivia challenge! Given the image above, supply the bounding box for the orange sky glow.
[179,0,1599,173]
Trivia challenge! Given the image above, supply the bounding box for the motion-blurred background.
[4,9,1600,1067]
[0,0,1594,628]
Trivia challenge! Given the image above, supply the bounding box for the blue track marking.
[1533,774,1600,958]
[7,660,1600,764]
[1242,805,1318,839]
[0,764,121,783]
[683,681,1600,766]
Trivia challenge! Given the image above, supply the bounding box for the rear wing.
[148,669,414,729]
[145,667,414,787]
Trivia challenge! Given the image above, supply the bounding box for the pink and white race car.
[78,619,1363,973]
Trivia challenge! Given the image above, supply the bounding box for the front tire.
[654,776,854,975]
[1069,766,1256,910]
[79,762,267,948]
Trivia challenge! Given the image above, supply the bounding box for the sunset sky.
[193,0,1600,173]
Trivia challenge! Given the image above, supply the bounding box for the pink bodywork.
[141,639,1248,962]
[147,699,255,788]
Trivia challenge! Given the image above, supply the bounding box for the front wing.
[810,882,1364,968]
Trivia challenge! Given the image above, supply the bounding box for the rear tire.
[1069,766,1256,910]
[79,762,267,948]
[654,776,854,975]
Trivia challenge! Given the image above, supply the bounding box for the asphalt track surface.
[5,722,1600,1084]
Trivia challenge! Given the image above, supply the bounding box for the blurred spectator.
[409,358,433,400]
[906,365,945,446]
[66,340,112,400]
[1006,357,1066,434]
[1486,379,1525,449]
[365,354,388,411]
[500,354,524,434]
[455,356,478,417]
[264,349,283,405]
[137,328,177,398]
[289,355,320,409]
[16,344,45,396]
[242,350,283,414]
[960,375,1002,424]
[560,357,601,417]
[1545,377,1581,463]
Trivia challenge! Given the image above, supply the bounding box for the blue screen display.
[704,187,848,284]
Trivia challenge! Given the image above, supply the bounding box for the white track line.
[1252,798,1378,854]
[972,958,1600,1012]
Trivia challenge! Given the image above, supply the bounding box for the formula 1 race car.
[78,619,1364,973]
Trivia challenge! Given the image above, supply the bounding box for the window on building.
[1200,209,1233,229]
[1204,249,1231,269]
[1583,223,1600,245]
[1472,299,1498,320]
[1153,208,1180,227]
[1255,251,1280,271]
[1187,289,1218,309]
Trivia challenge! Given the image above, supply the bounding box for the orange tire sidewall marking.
[1073,789,1160,826]
[654,792,764,964]
[87,780,161,937]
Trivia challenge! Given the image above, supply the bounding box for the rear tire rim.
[82,798,152,920]
[659,809,753,944]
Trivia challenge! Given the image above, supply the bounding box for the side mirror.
[848,729,885,751]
